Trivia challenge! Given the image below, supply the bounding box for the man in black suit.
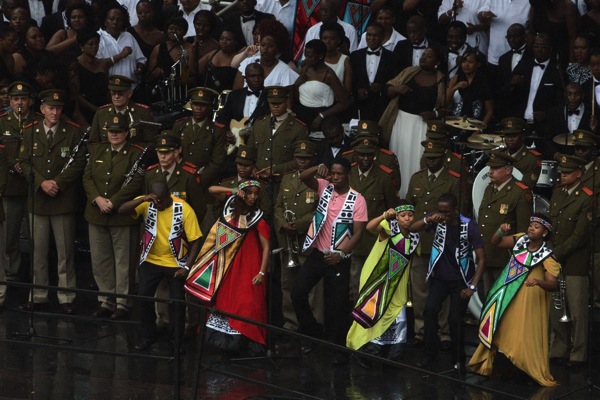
[546,83,593,139]
[350,23,399,121]
[445,21,472,79]
[393,15,434,73]
[316,116,351,168]
[221,0,274,46]
[216,63,270,176]
[582,51,600,119]
[495,24,532,121]
[509,33,564,158]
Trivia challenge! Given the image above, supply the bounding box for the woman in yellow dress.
[347,201,419,363]
[469,214,559,386]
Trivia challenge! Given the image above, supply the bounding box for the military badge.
[499,204,508,214]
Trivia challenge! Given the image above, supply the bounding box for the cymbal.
[467,133,503,146]
[465,142,496,150]
[552,134,575,146]
[183,101,191,111]
[444,117,487,131]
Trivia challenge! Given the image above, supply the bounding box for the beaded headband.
[395,205,415,213]
[238,180,261,190]
[530,216,552,232]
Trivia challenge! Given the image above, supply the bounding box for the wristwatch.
[468,284,477,292]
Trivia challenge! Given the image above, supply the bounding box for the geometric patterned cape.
[184,195,263,305]
[478,234,553,349]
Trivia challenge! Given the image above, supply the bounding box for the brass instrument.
[552,269,571,323]
[214,89,231,122]
[406,273,413,307]
[282,206,301,268]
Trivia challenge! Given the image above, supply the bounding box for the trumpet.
[406,273,413,308]
[552,269,571,323]
[214,89,231,121]
[282,207,301,268]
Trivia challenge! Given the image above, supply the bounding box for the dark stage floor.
[1,256,599,400]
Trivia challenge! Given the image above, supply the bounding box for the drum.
[472,166,523,220]
[537,160,559,188]
[533,194,550,215]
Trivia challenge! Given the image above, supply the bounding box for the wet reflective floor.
[1,260,599,400]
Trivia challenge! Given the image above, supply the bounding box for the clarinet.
[61,128,90,174]
[122,145,151,188]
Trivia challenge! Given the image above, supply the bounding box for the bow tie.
[367,50,381,56]
[413,45,426,50]
[449,49,460,56]
[246,90,260,97]
[512,48,524,55]
[241,14,255,23]
[594,81,600,87]
[568,109,580,116]
[533,62,546,70]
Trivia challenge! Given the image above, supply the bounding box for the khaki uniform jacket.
[406,167,461,253]
[349,164,399,256]
[247,114,308,176]
[501,147,541,189]
[344,147,401,190]
[83,142,145,226]
[19,119,85,215]
[581,158,600,192]
[172,117,226,187]
[0,145,8,221]
[478,178,533,268]
[550,184,592,276]
[89,103,154,144]
[144,161,198,205]
[0,111,43,196]
[274,170,319,249]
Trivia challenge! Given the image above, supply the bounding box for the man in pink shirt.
[291,157,367,365]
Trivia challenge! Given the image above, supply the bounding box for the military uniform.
[0,144,8,308]
[548,155,592,363]
[348,137,399,303]
[83,114,145,316]
[500,146,541,188]
[89,75,154,143]
[18,90,86,308]
[0,105,42,278]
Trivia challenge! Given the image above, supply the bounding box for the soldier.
[477,151,533,295]
[145,131,199,330]
[348,136,399,304]
[83,115,145,320]
[247,86,308,186]
[406,140,462,347]
[549,155,592,367]
[0,81,41,281]
[216,144,271,218]
[18,89,86,314]
[172,87,226,222]
[342,120,401,191]
[418,120,465,175]
[89,75,154,144]
[498,117,542,189]
[274,140,324,333]
[0,123,7,311]
[572,129,600,192]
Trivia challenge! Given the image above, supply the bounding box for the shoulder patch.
[378,164,392,174]
[257,115,268,121]
[379,148,393,155]
[99,104,111,109]
[23,121,38,128]
[582,186,593,196]
[134,102,150,109]
[0,144,5,149]
[0,112,7,118]
[65,120,80,128]
[174,117,189,124]
[182,164,198,174]
[515,181,529,190]
[342,149,354,156]
[283,169,298,176]
[449,169,460,178]
[146,163,159,171]
[528,149,542,157]
[351,161,357,167]
[132,143,145,151]
[451,152,462,159]
[294,117,306,126]
[214,122,225,128]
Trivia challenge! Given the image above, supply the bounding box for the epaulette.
[174,117,188,123]
[257,115,268,121]
[378,164,392,174]
[0,111,8,118]
[342,149,354,156]
[451,152,462,159]
[65,119,80,128]
[283,169,298,176]
[412,168,427,177]
[379,148,393,156]
[131,143,145,151]
[134,102,150,109]
[99,104,111,109]
[351,161,357,167]
[214,122,225,128]
[23,121,38,128]
[147,163,159,171]
[294,117,306,126]
[528,149,542,157]
[582,186,593,196]
[182,163,198,174]
[449,169,460,178]
[0,144,5,149]
[184,161,198,168]
[515,181,529,190]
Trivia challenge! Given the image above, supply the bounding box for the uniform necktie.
[111,150,118,158]
[360,173,366,181]
[163,170,170,182]
[429,174,436,184]
[46,128,53,144]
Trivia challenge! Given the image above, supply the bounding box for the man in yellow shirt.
[119,181,202,353]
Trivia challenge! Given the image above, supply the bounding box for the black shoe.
[134,337,155,351]
[332,353,349,366]
[110,308,129,320]
[417,355,435,368]
[92,306,113,318]
[440,340,452,352]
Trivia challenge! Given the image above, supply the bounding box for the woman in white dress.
[320,22,352,94]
